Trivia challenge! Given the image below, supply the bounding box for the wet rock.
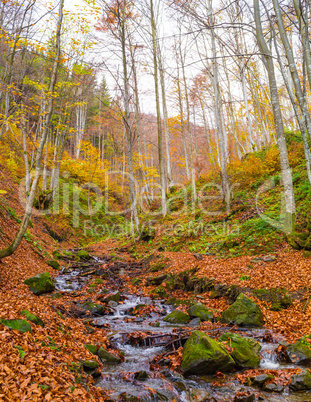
[79,301,106,315]
[234,393,255,402]
[187,302,214,322]
[218,333,261,369]
[221,293,263,327]
[134,370,149,381]
[47,260,61,270]
[24,272,55,295]
[108,300,118,308]
[20,310,44,327]
[163,310,190,324]
[188,317,201,327]
[0,319,32,333]
[101,291,120,303]
[263,383,283,393]
[289,369,311,391]
[147,274,168,286]
[251,374,274,387]
[181,330,235,375]
[286,335,311,364]
[76,250,91,260]
[81,359,99,375]
[97,347,121,363]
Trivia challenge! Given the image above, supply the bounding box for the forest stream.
[52,252,311,402]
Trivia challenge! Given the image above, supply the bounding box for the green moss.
[47,260,61,270]
[187,303,214,322]
[221,293,263,327]
[76,250,91,260]
[163,310,190,324]
[181,330,235,375]
[0,319,32,333]
[132,277,142,286]
[20,310,44,327]
[85,344,97,355]
[218,332,261,369]
[52,250,63,260]
[24,272,55,295]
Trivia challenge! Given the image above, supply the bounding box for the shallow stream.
[54,257,311,401]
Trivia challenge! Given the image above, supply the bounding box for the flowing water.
[55,258,311,401]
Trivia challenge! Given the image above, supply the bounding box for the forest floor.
[1,164,311,400]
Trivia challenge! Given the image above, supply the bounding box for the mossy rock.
[63,251,74,258]
[151,286,168,299]
[94,278,103,284]
[47,260,61,270]
[163,310,190,324]
[79,301,106,315]
[20,310,44,327]
[24,272,55,295]
[290,369,311,391]
[221,293,263,327]
[132,277,142,286]
[52,250,63,260]
[81,359,99,375]
[98,347,121,363]
[76,250,91,260]
[85,344,98,355]
[181,330,235,375]
[287,232,310,250]
[0,319,32,333]
[302,250,311,258]
[165,297,181,306]
[102,291,120,303]
[218,333,261,369]
[286,335,311,364]
[187,303,214,322]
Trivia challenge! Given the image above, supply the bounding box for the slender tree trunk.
[209,0,230,212]
[150,0,166,216]
[254,0,295,233]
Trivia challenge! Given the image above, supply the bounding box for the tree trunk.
[254,0,295,233]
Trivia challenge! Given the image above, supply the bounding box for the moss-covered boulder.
[102,291,120,303]
[163,310,190,324]
[47,260,61,270]
[218,333,261,369]
[52,250,63,260]
[132,277,142,286]
[289,369,311,391]
[20,310,44,327]
[79,301,106,315]
[24,272,55,295]
[181,330,235,375]
[0,319,32,333]
[221,294,263,327]
[98,347,121,363]
[81,359,99,375]
[286,335,311,365]
[187,303,214,322]
[76,250,91,260]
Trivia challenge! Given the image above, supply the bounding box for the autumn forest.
[1,0,311,401]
